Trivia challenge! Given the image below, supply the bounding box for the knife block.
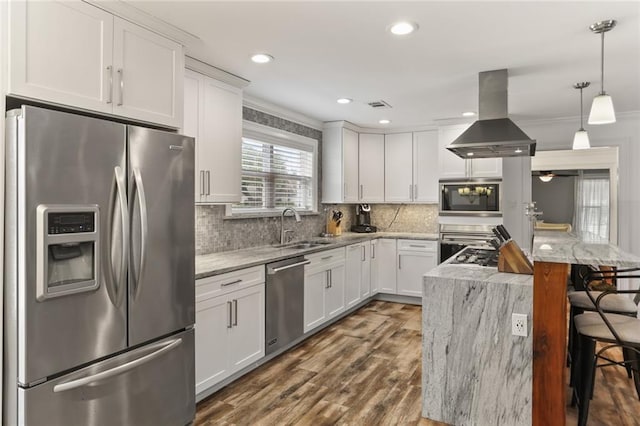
[327,220,341,236]
[498,240,534,275]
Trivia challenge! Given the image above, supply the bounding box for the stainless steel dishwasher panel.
[265,256,309,355]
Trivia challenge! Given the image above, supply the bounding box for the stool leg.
[577,335,596,426]
[622,347,634,379]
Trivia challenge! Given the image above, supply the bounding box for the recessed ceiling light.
[462,111,476,117]
[389,21,418,36]
[337,98,352,104]
[515,149,523,153]
[251,53,274,64]
[467,152,474,157]
[379,119,391,124]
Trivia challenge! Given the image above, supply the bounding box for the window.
[574,171,609,240]
[233,122,317,214]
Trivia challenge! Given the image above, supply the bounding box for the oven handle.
[440,240,492,246]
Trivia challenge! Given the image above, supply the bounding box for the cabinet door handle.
[398,254,402,270]
[206,170,211,195]
[325,270,330,288]
[233,299,238,326]
[106,66,113,104]
[414,184,418,199]
[372,244,376,259]
[360,184,363,199]
[199,171,205,196]
[329,269,332,288]
[117,68,124,106]
[409,244,426,248]
[227,301,233,328]
[221,279,242,287]
[321,255,333,261]
[361,246,365,261]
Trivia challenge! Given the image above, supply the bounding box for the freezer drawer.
[18,329,195,426]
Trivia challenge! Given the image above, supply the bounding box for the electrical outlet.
[512,313,528,337]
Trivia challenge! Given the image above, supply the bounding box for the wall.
[520,112,640,257]
[532,175,575,224]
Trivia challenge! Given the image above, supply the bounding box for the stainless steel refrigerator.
[3,105,195,425]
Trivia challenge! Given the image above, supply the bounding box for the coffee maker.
[351,204,377,233]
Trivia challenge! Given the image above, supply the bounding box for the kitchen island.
[422,232,640,426]
[421,258,533,425]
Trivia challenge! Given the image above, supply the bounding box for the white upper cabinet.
[322,125,359,203]
[384,133,413,202]
[184,70,242,204]
[413,130,439,203]
[8,0,183,128]
[343,128,360,203]
[8,1,114,114]
[112,18,183,127]
[358,133,385,202]
[438,124,502,179]
[385,131,439,203]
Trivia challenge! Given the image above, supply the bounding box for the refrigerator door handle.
[114,166,129,306]
[131,168,149,301]
[52,338,183,393]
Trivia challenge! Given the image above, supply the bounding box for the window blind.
[235,137,314,211]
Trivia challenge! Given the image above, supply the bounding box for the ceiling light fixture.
[389,21,418,36]
[462,111,476,117]
[466,152,474,157]
[336,98,352,104]
[515,149,523,154]
[539,171,555,183]
[588,20,616,124]
[379,119,391,124]
[251,53,274,64]
[573,82,591,150]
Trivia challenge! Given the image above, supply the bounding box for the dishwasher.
[265,256,310,355]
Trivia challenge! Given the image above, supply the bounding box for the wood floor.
[196,301,640,426]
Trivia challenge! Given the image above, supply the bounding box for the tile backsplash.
[195,106,439,255]
[196,203,439,255]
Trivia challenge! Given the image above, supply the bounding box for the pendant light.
[588,20,616,124]
[573,82,591,150]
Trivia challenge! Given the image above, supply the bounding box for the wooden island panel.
[532,261,570,426]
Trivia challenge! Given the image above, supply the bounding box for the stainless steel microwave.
[439,179,502,217]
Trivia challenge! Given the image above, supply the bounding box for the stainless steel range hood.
[447,69,536,158]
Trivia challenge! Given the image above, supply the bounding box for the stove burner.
[450,247,498,267]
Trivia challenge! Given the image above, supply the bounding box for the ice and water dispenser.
[36,205,100,301]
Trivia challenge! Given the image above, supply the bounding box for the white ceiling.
[127,1,640,129]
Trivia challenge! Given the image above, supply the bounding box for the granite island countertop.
[532,230,640,267]
[196,231,438,279]
[421,256,533,425]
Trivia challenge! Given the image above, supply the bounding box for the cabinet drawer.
[305,247,346,268]
[397,239,437,252]
[196,265,265,302]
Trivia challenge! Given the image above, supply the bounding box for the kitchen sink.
[277,240,333,249]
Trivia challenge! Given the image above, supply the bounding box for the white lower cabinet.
[195,267,265,394]
[397,240,438,297]
[345,242,372,308]
[304,248,346,333]
[376,239,398,294]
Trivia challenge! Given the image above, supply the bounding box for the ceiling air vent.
[367,100,392,109]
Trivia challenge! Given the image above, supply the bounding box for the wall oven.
[439,179,501,216]
[439,224,496,263]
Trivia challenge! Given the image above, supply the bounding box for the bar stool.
[571,268,640,426]
[567,265,639,378]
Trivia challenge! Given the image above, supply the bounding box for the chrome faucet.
[280,207,301,244]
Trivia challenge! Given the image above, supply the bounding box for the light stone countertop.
[423,262,533,287]
[196,231,438,279]
[532,230,640,267]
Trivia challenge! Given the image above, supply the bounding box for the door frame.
[531,147,619,244]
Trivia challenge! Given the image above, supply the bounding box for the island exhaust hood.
[447,69,536,158]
